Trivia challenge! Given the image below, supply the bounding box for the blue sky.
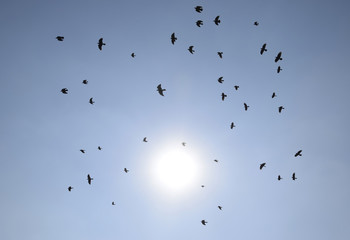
[1,0,350,239]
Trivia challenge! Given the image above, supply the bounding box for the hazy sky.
[1,0,350,239]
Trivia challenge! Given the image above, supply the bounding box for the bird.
[131,53,136,58]
[188,46,195,54]
[68,186,73,191]
[260,163,266,170]
[124,168,129,173]
[171,33,177,45]
[254,21,259,26]
[182,142,186,146]
[214,16,221,25]
[217,52,223,58]
[218,206,223,210]
[143,137,148,142]
[214,159,218,162]
[157,84,166,96]
[195,6,203,13]
[112,202,116,205]
[221,93,227,101]
[82,79,88,84]
[260,43,267,55]
[292,172,297,180]
[56,36,64,41]
[230,122,236,129]
[87,174,93,185]
[244,103,249,111]
[98,38,106,51]
[80,149,85,154]
[218,77,224,83]
[201,220,207,225]
[294,150,302,157]
[98,146,102,150]
[89,97,95,105]
[277,66,282,73]
[61,88,68,94]
[278,106,284,113]
[196,20,203,27]
[272,92,276,98]
[275,51,282,62]
[234,85,239,90]
[278,175,283,181]
[201,185,205,188]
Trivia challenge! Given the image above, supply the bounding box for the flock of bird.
[58,5,302,227]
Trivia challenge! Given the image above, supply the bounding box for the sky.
[1,0,350,239]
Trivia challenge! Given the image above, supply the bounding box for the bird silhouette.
[68,186,73,191]
[217,52,223,58]
[260,163,266,170]
[292,172,297,180]
[87,174,93,185]
[275,51,282,62]
[260,43,267,55]
[214,16,221,25]
[56,36,64,41]
[277,66,282,73]
[294,150,302,157]
[89,97,95,105]
[201,220,207,225]
[196,20,203,27]
[201,185,205,188]
[214,159,218,162]
[188,46,195,54]
[218,77,224,83]
[143,137,148,142]
[171,33,177,45]
[98,146,102,150]
[221,93,227,101]
[157,84,166,96]
[61,88,68,94]
[124,168,129,173]
[131,53,136,58]
[218,206,223,210]
[195,6,203,13]
[112,201,116,205]
[182,142,186,146]
[254,21,259,26]
[272,92,276,98]
[234,85,239,90]
[278,175,283,181]
[80,149,85,154]
[244,103,249,111]
[82,79,88,84]
[98,38,106,51]
[230,122,235,129]
[278,106,284,113]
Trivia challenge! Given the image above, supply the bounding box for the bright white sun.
[152,147,199,194]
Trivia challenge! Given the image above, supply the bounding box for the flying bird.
[201,220,207,225]
[98,146,102,150]
[143,137,148,142]
[272,92,276,98]
[275,51,282,62]
[218,206,223,210]
[277,66,282,73]
[260,163,266,170]
[188,46,195,54]
[124,168,129,173]
[218,77,224,83]
[98,38,106,51]
[214,16,221,25]
[214,159,218,162]
[221,93,227,101]
[294,150,302,157]
[195,6,203,13]
[244,103,249,111]
[230,122,235,129]
[87,174,93,185]
[201,185,205,188]
[131,53,136,58]
[254,21,259,26]
[182,142,186,146]
[260,43,267,55]
[217,52,223,58]
[171,33,177,45]
[68,186,73,191]
[292,172,297,180]
[82,79,88,84]
[61,88,68,94]
[80,149,85,154]
[157,84,166,96]
[234,85,239,90]
[196,20,203,27]
[89,97,95,105]
[56,36,64,41]
[112,202,116,205]
[278,175,282,181]
[278,106,284,113]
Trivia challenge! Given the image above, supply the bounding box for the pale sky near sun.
[1,0,350,240]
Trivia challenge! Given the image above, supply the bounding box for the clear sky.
[1,0,350,239]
